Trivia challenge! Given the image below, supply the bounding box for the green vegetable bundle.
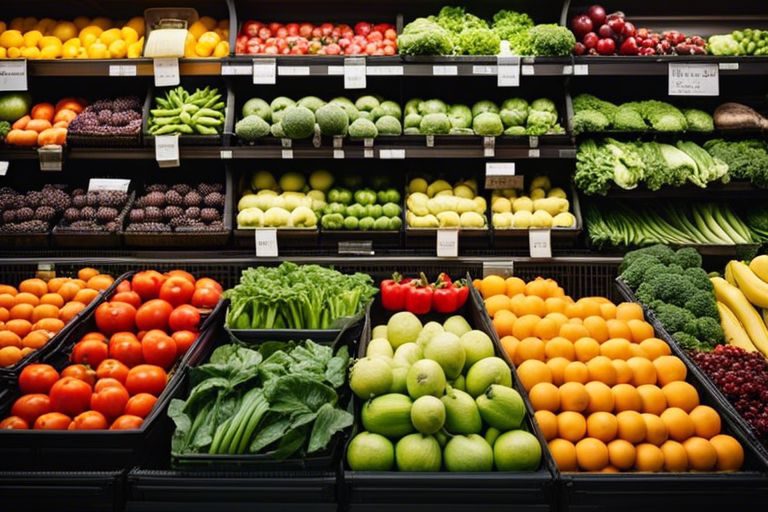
[148,86,225,136]
[321,186,402,231]
[225,262,378,330]
[709,29,768,56]
[704,139,768,188]
[169,340,352,458]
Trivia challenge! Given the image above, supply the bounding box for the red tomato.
[131,270,166,301]
[383,45,396,56]
[384,28,397,41]
[109,335,143,368]
[91,384,129,419]
[242,20,263,37]
[82,331,108,342]
[268,22,282,34]
[195,277,223,293]
[159,277,195,308]
[168,304,201,331]
[69,410,108,430]
[19,364,59,394]
[115,280,131,293]
[94,378,125,392]
[326,43,341,55]
[110,414,144,430]
[111,291,142,309]
[142,334,177,369]
[124,393,158,419]
[0,416,29,429]
[49,377,92,417]
[299,23,313,38]
[96,359,130,384]
[125,365,167,396]
[71,338,109,368]
[136,299,173,331]
[11,394,51,424]
[61,364,97,387]
[95,301,136,334]
[286,22,299,36]
[258,27,271,40]
[171,330,197,356]
[276,27,288,38]
[34,412,72,430]
[355,22,372,36]
[165,269,196,285]
[367,30,383,42]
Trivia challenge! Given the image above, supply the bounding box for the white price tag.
[497,56,520,87]
[485,163,522,189]
[278,66,310,76]
[0,60,27,91]
[333,136,344,148]
[253,59,277,84]
[282,149,294,159]
[333,149,345,159]
[426,135,435,147]
[366,66,403,76]
[88,179,130,192]
[109,64,137,77]
[379,149,405,159]
[344,57,366,89]
[436,229,459,258]
[521,65,535,76]
[364,148,375,158]
[327,66,344,75]
[155,135,180,168]
[254,229,278,257]
[719,62,739,71]
[472,65,496,75]
[220,150,233,159]
[529,229,552,258]
[528,149,540,158]
[38,145,63,172]
[668,63,719,96]
[221,64,252,76]
[153,57,180,87]
[0,161,8,176]
[364,138,375,148]
[574,64,589,76]
[483,136,495,157]
[433,65,458,76]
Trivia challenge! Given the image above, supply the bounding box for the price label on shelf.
[483,136,495,157]
[379,149,405,159]
[327,66,344,75]
[433,65,458,76]
[281,149,294,159]
[668,63,719,96]
[485,163,522,190]
[254,229,278,257]
[367,66,404,76]
[220,150,233,159]
[426,135,435,147]
[155,135,180,168]
[0,161,8,176]
[436,229,459,258]
[333,149,345,159]
[221,63,252,76]
[109,64,137,77]
[482,261,515,278]
[278,66,310,76]
[472,65,496,75]
[338,240,374,255]
[573,64,589,76]
[344,57,366,89]
[153,57,180,87]
[0,60,27,91]
[253,59,277,84]
[38,145,63,172]
[88,179,130,192]
[529,229,552,258]
[497,56,520,87]
[521,65,535,76]
[719,62,739,71]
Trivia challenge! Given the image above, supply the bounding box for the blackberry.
[16,207,34,222]
[91,99,112,112]
[17,220,48,232]
[41,188,71,211]
[204,192,224,208]
[165,190,183,206]
[96,207,119,223]
[64,208,81,223]
[70,220,97,229]
[173,184,192,196]
[81,206,96,219]
[185,206,200,219]
[128,209,145,223]
[86,191,99,206]
[200,208,221,223]
[72,195,87,208]
[146,183,168,193]
[113,96,142,112]
[197,182,222,195]
[183,191,202,207]
[145,191,166,207]
[126,222,171,232]
[0,194,18,209]
[72,188,86,197]
[135,196,147,208]
[25,190,43,208]
[2,210,15,223]
[0,187,14,195]
[170,216,197,228]
[98,190,127,208]
[105,222,119,232]
[144,206,163,222]
[97,109,113,125]
[34,206,56,222]
[209,220,225,230]
[163,205,184,220]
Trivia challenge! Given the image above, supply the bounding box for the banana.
[717,301,758,353]
[712,277,768,357]
[730,260,768,308]
[725,261,737,287]
[749,255,768,283]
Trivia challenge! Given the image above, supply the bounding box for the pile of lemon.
[184,17,230,58]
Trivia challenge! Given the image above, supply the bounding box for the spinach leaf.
[308,403,354,454]
[266,375,338,415]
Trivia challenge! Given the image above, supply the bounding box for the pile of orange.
[476,275,745,473]
[0,268,113,367]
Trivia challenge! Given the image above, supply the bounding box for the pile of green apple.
[406,178,487,229]
[491,175,576,229]
[320,186,402,231]
[346,311,542,472]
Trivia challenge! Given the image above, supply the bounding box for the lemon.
[73,17,91,30]
[188,21,207,40]
[120,26,138,45]
[92,17,112,31]
[0,30,24,49]
[21,46,41,59]
[199,16,217,31]
[108,39,127,59]
[79,26,102,45]
[126,17,145,37]
[87,41,108,59]
[77,47,88,59]
[7,47,21,59]
[39,36,62,52]
[40,46,60,59]
[22,17,39,33]
[213,40,229,58]
[52,22,78,42]
[99,28,122,46]
[62,40,79,59]
[37,18,58,35]
[127,38,144,59]
[194,41,214,57]
[22,30,43,48]
[184,41,197,58]
[0,48,6,59]
[9,18,24,31]
[198,31,220,46]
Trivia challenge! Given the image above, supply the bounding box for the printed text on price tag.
[529,229,552,258]
[437,229,459,258]
[255,229,278,257]
[668,63,719,96]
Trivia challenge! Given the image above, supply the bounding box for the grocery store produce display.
[0,184,71,233]
[148,86,226,137]
[4,96,83,148]
[57,189,129,233]
[237,170,325,229]
[320,183,402,232]
[67,96,143,141]
[128,182,226,233]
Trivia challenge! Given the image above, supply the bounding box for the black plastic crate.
[0,470,125,512]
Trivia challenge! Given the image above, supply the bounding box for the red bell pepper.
[455,279,470,310]
[405,273,433,314]
[380,273,411,311]
[432,275,469,314]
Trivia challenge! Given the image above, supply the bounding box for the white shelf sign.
[155,135,180,168]
[367,66,403,76]
[278,66,310,76]
[668,63,719,96]
[255,229,278,257]
[109,64,137,77]
[344,57,366,89]
[437,229,459,258]
[221,64,252,76]
[0,60,27,91]
[88,179,130,192]
[153,58,180,87]
[529,229,552,258]
[0,161,8,176]
[433,65,458,76]
[253,59,277,84]
[497,56,520,87]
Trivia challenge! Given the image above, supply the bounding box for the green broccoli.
[683,109,714,132]
[674,247,703,270]
[527,24,576,57]
[673,331,709,351]
[683,267,714,291]
[620,244,676,272]
[635,273,698,307]
[683,317,724,348]
[612,107,647,131]
[704,139,768,187]
[684,291,719,319]
[650,301,696,334]
[572,110,610,135]
[620,254,662,288]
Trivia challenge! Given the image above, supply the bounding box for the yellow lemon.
[37,18,58,35]
[52,22,78,42]
[9,18,24,31]
[218,19,230,30]
[194,41,214,58]
[108,39,127,59]
[77,47,88,59]
[213,40,229,58]
[126,17,145,37]
[39,37,62,52]
[99,28,122,46]
[127,39,144,59]
[87,42,108,59]
[40,46,60,59]
[61,41,79,59]
[79,26,103,45]
[199,16,217,31]
[184,42,197,58]
[0,48,7,59]
[0,31,24,49]
[22,30,43,48]
[198,31,220,46]
[21,46,41,59]
[188,21,207,40]
[22,17,39,33]
[73,17,91,30]
[91,17,113,31]
[7,47,21,59]
[120,26,138,45]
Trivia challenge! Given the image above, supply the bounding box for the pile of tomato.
[0,269,222,431]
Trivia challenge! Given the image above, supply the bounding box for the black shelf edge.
[572,56,768,76]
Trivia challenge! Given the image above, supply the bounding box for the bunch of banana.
[714,256,768,356]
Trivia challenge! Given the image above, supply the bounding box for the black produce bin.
[0,470,125,512]
[342,284,558,512]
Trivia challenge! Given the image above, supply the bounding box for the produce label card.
[497,56,520,87]
[255,229,278,257]
[668,63,719,96]
[437,229,459,258]
[253,58,277,84]
[155,135,180,168]
[344,57,367,89]
[153,58,180,87]
[485,163,522,190]
[529,229,552,258]
[88,179,130,192]
[0,60,27,91]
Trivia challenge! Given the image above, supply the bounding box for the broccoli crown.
[704,139,768,186]
[673,331,709,351]
[683,267,714,291]
[572,110,610,135]
[674,247,703,270]
[620,254,664,289]
[683,291,719,319]
[636,273,698,307]
[683,317,724,348]
[683,109,714,132]
[612,107,648,132]
[651,301,696,335]
[620,244,676,272]
[527,24,576,57]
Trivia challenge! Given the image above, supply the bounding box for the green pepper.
[195,116,223,127]
[177,124,194,134]
[151,107,181,117]
[182,103,200,113]
[155,97,170,109]
[153,115,181,126]
[196,108,224,118]
[210,101,226,111]
[179,111,192,125]
[203,94,222,109]
[153,124,184,135]
[195,124,219,135]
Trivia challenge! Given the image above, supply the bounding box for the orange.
[709,434,744,471]
[500,334,519,361]
[544,337,575,361]
[559,382,589,412]
[19,347,34,358]
[529,382,560,412]
[14,292,40,306]
[585,381,615,413]
[688,405,721,439]
[607,439,636,470]
[547,357,570,386]
[660,407,695,442]
[0,331,22,348]
[57,281,82,301]
[575,438,609,471]
[78,267,100,281]
[520,295,547,317]
[480,275,506,299]
[548,439,578,471]
[616,410,647,443]
[0,346,23,366]
[473,278,483,291]
[545,312,569,331]
[19,278,48,297]
[33,318,65,333]
[31,304,59,323]
[616,302,644,322]
[612,384,642,412]
[630,344,649,358]
[576,298,603,318]
[86,274,113,290]
[39,293,65,308]
[627,319,654,343]
[662,382,699,413]
[563,361,589,384]
[627,357,657,386]
[22,329,52,349]
[599,302,617,319]
[485,294,511,318]
[5,319,31,338]
[533,317,559,340]
[534,410,558,441]
[682,437,717,471]
[639,338,671,360]
[637,385,667,415]
[509,294,527,316]
[567,317,583,325]
[560,323,590,343]
[73,288,99,305]
[564,302,585,320]
[653,356,687,386]
[587,412,618,443]
[600,338,633,360]
[634,443,664,472]
[586,356,617,386]
[516,360,552,391]
[493,310,517,338]
[545,297,567,314]
[517,336,546,362]
[574,337,600,363]
[612,359,633,384]
[641,413,669,446]
[660,440,689,472]
[0,294,15,309]
[512,314,541,340]
[0,308,7,323]
[46,277,68,293]
[557,411,587,443]
[525,278,549,298]
[71,279,88,289]
[606,319,632,341]
[0,285,18,296]
[583,316,609,343]
[59,301,86,322]
[504,276,525,297]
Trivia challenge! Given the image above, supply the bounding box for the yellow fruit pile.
[184,17,230,58]
[476,275,745,473]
